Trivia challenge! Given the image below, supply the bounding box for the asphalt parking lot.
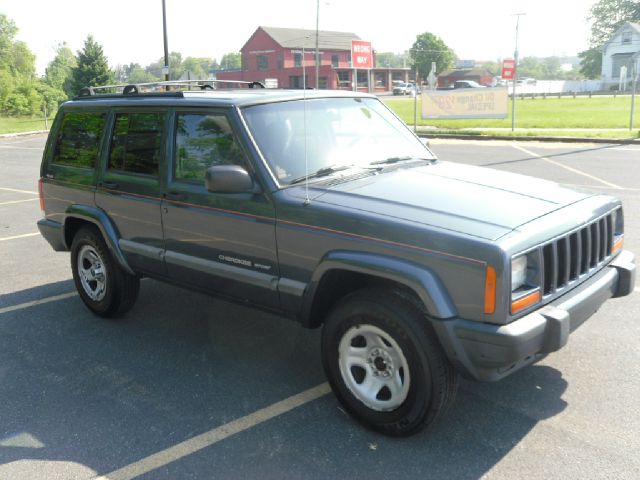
[1,133,639,480]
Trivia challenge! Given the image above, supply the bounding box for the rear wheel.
[321,287,459,436]
[71,226,139,318]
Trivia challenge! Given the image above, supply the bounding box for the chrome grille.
[541,211,615,296]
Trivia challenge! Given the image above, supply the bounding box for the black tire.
[321,287,459,436]
[70,226,140,318]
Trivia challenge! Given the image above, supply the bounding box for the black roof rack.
[76,79,265,98]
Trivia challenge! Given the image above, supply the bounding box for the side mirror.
[205,165,254,193]
[420,137,430,148]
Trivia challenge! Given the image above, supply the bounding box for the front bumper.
[432,250,636,381]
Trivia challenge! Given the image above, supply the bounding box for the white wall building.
[601,22,640,90]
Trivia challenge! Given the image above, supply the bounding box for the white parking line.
[0,145,43,150]
[93,382,331,480]
[608,147,640,152]
[0,292,77,315]
[0,187,38,195]
[512,144,624,190]
[0,198,38,206]
[0,232,40,242]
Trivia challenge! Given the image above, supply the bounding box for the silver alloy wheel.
[338,324,411,412]
[77,245,107,302]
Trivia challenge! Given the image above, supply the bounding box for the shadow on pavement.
[0,279,568,479]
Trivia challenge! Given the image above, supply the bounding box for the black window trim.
[171,108,251,187]
[50,109,109,170]
[105,108,168,179]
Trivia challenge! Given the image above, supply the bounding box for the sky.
[1,0,597,75]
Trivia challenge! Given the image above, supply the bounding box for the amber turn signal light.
[612,236,624,254]
[484,266,496,315]
[511,290,541,314]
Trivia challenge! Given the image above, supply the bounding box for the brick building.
[437,68,495,88]
[216,26,411,92]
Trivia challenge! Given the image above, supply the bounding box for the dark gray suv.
[38,84,636,436]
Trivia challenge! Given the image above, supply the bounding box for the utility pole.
[511,13,526,132]
[162,0,170,84]
[315,0,320,89]
[631,62,638,131]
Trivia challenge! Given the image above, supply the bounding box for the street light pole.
[162,0,170,83]
[511,13,525,132]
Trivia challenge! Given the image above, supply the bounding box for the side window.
[52,112,105,168]
[108,112,164,176]
[175,113,247,183]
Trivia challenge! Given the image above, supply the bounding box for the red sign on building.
[502,59,516,80]
[351,40,373,69]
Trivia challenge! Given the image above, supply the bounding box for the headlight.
[511,255,528,291]
[511,252,541,315]
[612,208,624,254]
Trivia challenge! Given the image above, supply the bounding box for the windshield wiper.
[288,165,354,185]
[370,156,434,166]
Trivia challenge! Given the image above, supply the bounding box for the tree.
[70,35,112,94]
[0,14,43,116]
[375,52,408,69]
[45,43,77,98]
[409,32,455,82]
[182,57,218,79]
[578,48,603,79]
[219,52,241,70]
[146,52,184,80]
[0,14,18,71]
[478,60,502,76]
[588,0,640,46]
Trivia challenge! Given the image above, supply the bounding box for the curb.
[417,133,640,145]
[0,130,49,139]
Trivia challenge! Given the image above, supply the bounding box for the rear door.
[95,109,167,276]
[160,109,279,308]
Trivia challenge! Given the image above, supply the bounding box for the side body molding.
[64,204,135,275]
[302,250,457,325]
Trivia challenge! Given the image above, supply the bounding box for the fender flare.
[302,250,457,325]
[63,204,135,276]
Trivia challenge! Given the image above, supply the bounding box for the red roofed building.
[216,26,411,92]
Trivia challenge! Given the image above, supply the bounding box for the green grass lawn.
[2,96,639,138]
[384,96,639,132]
[0,116,51,135]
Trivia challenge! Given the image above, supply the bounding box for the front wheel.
[321,288,459,436]
[71,226,139,318]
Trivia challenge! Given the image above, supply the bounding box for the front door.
[160,110,279,309]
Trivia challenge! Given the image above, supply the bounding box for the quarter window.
[175,113,247,182]
[52,112,105,168]
[108,112,164,175]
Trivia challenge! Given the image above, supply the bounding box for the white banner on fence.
[422,87,508,119]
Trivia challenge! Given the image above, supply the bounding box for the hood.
[311,161,592,240]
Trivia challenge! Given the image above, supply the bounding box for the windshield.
[242,97,434,185]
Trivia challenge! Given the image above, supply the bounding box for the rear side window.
[52,112,106,168]
[108,112,165,176]
[175,113,247,182]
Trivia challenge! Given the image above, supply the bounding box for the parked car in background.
[453,80,487,89]
[393,83,420,96]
